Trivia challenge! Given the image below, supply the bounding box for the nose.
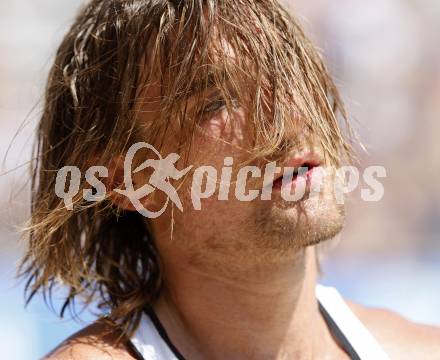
[268,121,313,163]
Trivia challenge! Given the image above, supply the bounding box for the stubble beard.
[166,183,345,276]
[251,191,345,255]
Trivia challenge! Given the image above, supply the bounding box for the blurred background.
[0,0,439,358]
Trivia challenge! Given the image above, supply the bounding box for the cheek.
[188,108,253,173]
[201,107,248,147]
[175,108,255,209]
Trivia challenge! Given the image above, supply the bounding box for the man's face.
[135,85,344,270]
[134,39,345,270]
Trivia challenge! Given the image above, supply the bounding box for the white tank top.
[128,284,390,360]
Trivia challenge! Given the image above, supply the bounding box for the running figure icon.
[115,142,192,218]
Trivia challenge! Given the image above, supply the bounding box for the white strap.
[316,284,390,360]
[130,313,179,360]
[130,284,390,360]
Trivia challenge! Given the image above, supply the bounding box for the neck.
[152,245,343,360]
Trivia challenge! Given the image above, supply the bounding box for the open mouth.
[272,156,322,191]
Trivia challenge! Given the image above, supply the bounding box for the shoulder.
[346,299,440,359]
[43,319,138,360]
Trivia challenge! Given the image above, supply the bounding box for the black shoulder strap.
[146,307,187,360]
[125,337,146,360]
[130,304,361,360]
[318,300,361,360]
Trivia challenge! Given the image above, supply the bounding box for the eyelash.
[201,98,239,114]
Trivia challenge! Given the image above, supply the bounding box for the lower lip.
[272,166,320,191]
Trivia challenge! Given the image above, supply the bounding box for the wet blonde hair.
[20,0,357,337]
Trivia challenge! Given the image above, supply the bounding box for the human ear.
[105,155,157,212]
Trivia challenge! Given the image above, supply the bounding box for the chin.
[252,195,345,251]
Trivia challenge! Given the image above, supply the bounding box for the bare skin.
[45,82,440,359]
[44,34,440,360]
[45,247,440,360]
[45,301,440,360]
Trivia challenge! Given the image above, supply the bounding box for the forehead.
[137,25,254,108]
[135,6,289,144]
[129,1,351,167]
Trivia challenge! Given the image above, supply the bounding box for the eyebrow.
[183,67,230,100]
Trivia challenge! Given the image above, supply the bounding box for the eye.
[202,98,226,114]
[201,97,239,115]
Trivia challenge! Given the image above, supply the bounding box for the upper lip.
[273,151,323,182]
